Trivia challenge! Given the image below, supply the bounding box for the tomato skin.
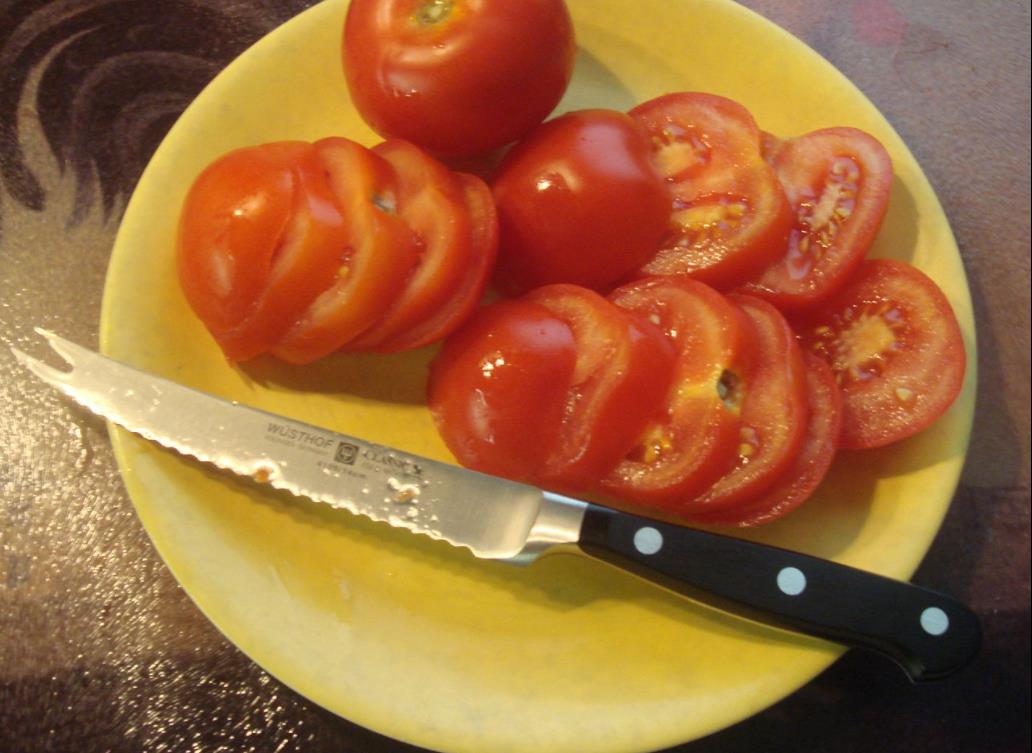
[600,277,755,510]
[684,294,809,513]
[630,92,793,288]
[740,128,893,309]
[792,259,966,449]
[525,284,677,487]
[344,0,575,157]
[427,299,577,481]
[177,142,350,361]
[491,109,670,294]
[690,352,842,527]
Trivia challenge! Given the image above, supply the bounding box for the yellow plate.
[100,1,976,751]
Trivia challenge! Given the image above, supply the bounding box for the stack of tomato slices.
[177,137,497,363]
[429,281,832,524]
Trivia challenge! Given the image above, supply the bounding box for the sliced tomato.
[690,352,842,526]
[427,299,577,481]
[176,141,325,359]
[684,294,809,513]
[600,277,755,510]
[375,172,498,352]
[792,259,966,449]
[346,140,474,351]
[526,285,677,488]
[740,127,893,308]
[630,93,793,288]
[270,138,420,364]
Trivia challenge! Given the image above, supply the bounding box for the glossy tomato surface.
[427,299,577,481]
[343,0,575,156]
[630,92,793,289]
[741,127,893,308]
[491,109,669,294]
[601,277,755,511]
[793,258,966,449]
[177,141,349,361]
[525,284,677,487]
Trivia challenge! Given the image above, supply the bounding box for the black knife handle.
[577,504,980,682]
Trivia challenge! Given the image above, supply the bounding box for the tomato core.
[415,0,453,25]
[810,302,905,386]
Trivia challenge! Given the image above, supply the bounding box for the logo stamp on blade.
[335,442,359,465]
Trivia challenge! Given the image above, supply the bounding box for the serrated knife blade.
[14,329,981,682]
[12,328,586,562]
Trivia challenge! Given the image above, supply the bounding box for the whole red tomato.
[490,109,670,294]
[343,0,575,157]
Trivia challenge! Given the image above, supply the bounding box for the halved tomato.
[270,138,420,364]
[372,172,498,353]
[600,277,755,510]
[792,259,966,449]
[741,127,893,308]
[684,294,809,513]
[428,299,577,481]
[526,285,677,488]
[346,140,474,350]
[630,93,793,288]
[690,352,842,526]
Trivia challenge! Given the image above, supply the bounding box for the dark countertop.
[1,1,1028,751]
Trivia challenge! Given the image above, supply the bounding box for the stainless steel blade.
[13,329,587,561]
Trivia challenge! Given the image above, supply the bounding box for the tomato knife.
[13,329,981,682]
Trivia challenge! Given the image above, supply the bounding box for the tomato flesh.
[741,127,893,308]
[690,352,842,526]
[427,299,578,481]
[630,93,793,288]
[271,138,420,364]
[793,259,966,449]
[684,294,809,513]
[347,140,474,351]
[600,277,755,510]
[377,171,498,352]
[490,109,670,294]
[526,284,678,488]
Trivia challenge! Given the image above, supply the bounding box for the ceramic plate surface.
[100,1,976,751]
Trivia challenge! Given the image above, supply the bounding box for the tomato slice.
[684,294,809,513]
[526,285,678,488]
[346,140,474,350]
[689,352,842,526]
[270,138,420,364]
[629,93,793,288]
[427,299,577,481]
[740,127,893,308]
[600,277,754,509]
[176,142,312,358]
[375,172,498,352]
[792,259,966,449]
